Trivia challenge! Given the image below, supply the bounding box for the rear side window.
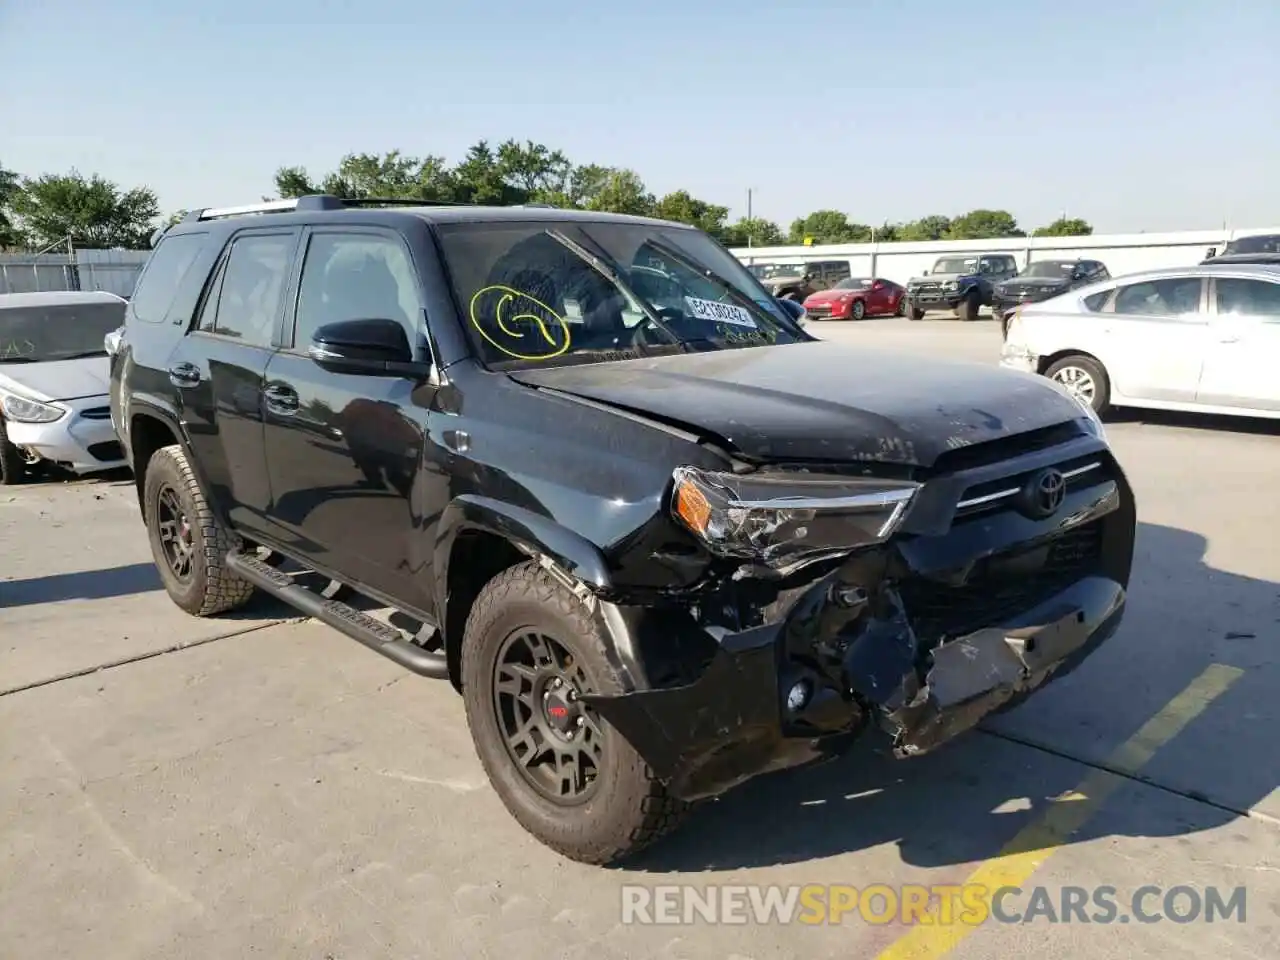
[130,234,205,324]
[1082,289,1111,312]
[196,233,295,347]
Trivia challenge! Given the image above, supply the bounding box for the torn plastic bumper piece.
[883,576,1127,757]
[580,621,865,803]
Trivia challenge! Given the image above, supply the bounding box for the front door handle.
[168,362,201,388]
[263,383,299,415]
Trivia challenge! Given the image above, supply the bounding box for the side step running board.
[227,551,449,679]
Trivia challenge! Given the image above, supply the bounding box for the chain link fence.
[0,249,150,297]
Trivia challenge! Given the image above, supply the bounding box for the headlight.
[946,281,959,291]
[670,466,919,571]
[104,326,125,356]
[0,393,65,424]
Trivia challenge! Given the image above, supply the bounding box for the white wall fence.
[728,227,1280,286]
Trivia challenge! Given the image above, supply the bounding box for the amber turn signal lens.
[674,479,712,535]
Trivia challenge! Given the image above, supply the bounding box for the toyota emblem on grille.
[1021,467,1066,518]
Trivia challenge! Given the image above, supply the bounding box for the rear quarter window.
[1082,289,1111,312]
[130,233,207,324]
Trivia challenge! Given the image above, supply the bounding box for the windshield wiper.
[543,228,689,351]
[641,238,804,336]
[54,350,108,360]
[0,356,37,364]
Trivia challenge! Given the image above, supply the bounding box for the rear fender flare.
[125,400,224,528]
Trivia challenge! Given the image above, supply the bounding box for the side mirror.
[1204,247,1217,259]
[921,269,929,276]
[309,318,426,377]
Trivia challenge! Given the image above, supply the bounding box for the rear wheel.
[895,295,907,317]
[0,420,30,485]
[143,444,256,616]
[460,561,688,864]
[1044,354,1110,415]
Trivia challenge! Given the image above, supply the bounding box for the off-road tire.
[906,303,926,321]
[143,444,255,616]
[0,419,28,485]
[1044,354,1111,416]
[955,292,980,322]
[460,561,689,864]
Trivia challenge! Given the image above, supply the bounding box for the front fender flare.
[433,495,614,610]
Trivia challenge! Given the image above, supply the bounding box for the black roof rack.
[181,193,562,224]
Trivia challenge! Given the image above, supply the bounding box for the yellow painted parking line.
[874,663,1244,960]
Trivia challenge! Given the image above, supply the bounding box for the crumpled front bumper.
[4,396,125,474]
[585,572,1125,802]
[583,462,1134,803]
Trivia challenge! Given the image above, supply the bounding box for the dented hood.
[508,341,1084,466]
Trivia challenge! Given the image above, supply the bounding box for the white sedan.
[999,263,1280,419]
[0,290,129,483]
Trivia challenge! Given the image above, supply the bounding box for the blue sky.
[2,0,1277,233]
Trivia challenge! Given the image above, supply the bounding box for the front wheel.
[850,299,866,320]
[460,561,688,864]
[906,303,926,321]
[1044,354,1111,415]
[143,444,256,616]
[955,293,980,322]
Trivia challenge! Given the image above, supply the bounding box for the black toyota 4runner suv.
[108,196,1135,866]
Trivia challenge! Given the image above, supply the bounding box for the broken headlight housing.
[670,465,920,572]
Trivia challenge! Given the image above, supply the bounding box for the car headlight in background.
[946,281,959,291]
[104,326,125,356]
[0,392,66,424]
[670,465,919,571]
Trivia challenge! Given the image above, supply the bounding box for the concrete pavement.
[1,317,1276,959]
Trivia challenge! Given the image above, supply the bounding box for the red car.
[802,277,906,320]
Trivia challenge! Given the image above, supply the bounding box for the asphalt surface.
[1,317,1276,959]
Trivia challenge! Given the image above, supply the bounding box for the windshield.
[749,263,805,280]
[1223,234,1280,255]
[1022,261,1077,278]
[834,277,874,290]
[434,220,808,369]
[0,301,125,364]
[931,257,979,275]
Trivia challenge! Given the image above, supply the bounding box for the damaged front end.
[581,427,1135,803]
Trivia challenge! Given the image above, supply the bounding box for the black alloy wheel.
[493,629,606,804]
[155,482,196,581]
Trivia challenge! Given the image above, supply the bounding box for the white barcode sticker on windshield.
[684,296,756,328]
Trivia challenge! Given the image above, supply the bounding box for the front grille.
[898,521,1104,643]
[80,407,111,420]
[806,304,833,318]
[953,452,1111,521]
[87,441,123,462]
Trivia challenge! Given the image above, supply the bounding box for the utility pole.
[746,188,754,247]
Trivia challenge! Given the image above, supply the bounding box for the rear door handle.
[168,362,201,388]
[263,382,299,415]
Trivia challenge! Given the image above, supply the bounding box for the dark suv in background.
[108,195,1134,866]
[903,252,1019,321]
[992,258,1110,334]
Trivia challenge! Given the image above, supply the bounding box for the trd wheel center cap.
[542,686,578,737]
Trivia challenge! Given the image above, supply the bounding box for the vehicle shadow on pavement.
[1107,408,1280,437]
[1,562,163,608]
[629,520,1278,873]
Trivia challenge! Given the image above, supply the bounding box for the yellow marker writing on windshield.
[469,284,571,361]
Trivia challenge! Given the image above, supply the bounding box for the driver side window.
[292,232,420,351]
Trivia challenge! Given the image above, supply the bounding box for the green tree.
[896,215,952,241]
[652,190,730,235]
[945,209,1024,239]
[721,217,785,247]
[497,139,572,198]
[584,168,654,216]
[9,170,159,248]
[786,210,873,245]
[0,162,24,248]
[1033,216,1093,237]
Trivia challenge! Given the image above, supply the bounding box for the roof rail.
[182,194,483,224]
